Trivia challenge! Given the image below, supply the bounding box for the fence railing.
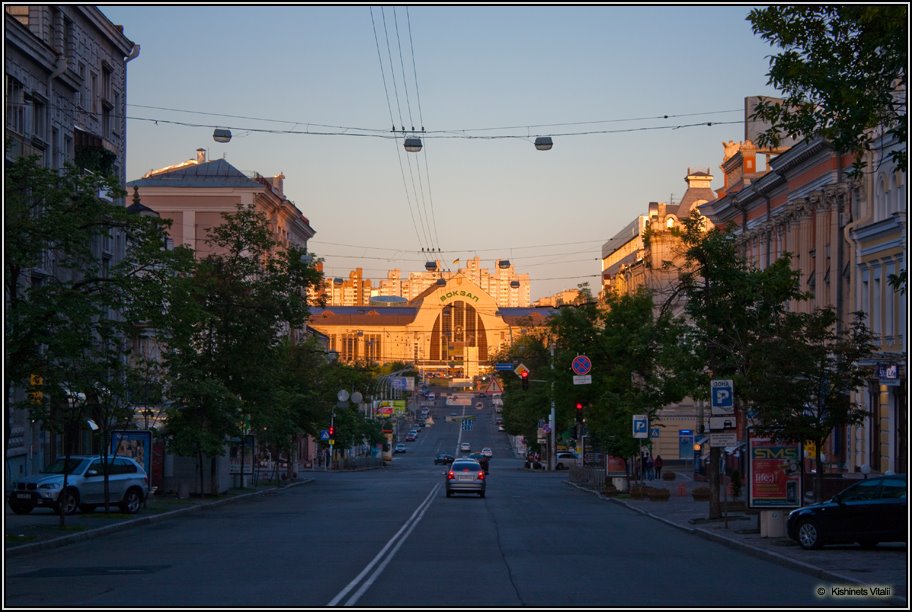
[569,466,605,492]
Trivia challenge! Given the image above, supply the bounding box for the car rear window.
[452,461,480,471]
[881,478,907,499]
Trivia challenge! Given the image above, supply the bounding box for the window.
[841,479,881,502]
[6,77,25,134]
[77,62,86,109]
[91,72,98,113]
[31,96,47,143]
[102,64,112,102]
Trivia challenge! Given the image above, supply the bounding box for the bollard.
[678,483,687,497]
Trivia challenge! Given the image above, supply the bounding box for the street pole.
[549,342,556,472]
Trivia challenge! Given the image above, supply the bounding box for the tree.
[748,6,907,172]
[494,334,550,455]
[5,154,180,522]
[549,291,691,467]
[159,205,322,494]
[674,213,807,518]
[748,309,875,500]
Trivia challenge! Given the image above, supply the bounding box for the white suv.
[8,455,150,515]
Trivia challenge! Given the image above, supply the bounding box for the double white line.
[327,483,440,606]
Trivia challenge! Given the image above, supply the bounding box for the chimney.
[272,172,285,197]
[196,148,206,163]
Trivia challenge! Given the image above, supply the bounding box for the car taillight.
[477,471,485,480]
[447,471,455,480]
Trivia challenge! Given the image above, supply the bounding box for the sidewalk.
[568,468,907,607]
[4,480,312,558]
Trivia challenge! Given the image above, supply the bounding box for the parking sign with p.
[711,379,734,416]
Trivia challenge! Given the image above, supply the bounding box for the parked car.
[445,458,487,498]
[8,455,150,515]
[394,443,407,454]
[786,474,907,549]
[555,451,579,470]
[434,452,455,465]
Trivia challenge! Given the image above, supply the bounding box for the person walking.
[654,455,664,479]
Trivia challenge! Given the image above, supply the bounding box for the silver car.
[8,455,150,515]
[445,459,487,498]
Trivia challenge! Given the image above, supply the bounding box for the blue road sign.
[495,363,514,371]
[711,379,734,413]
[633,415,648,438]
[320,429,330,441]
[650,427,661,439]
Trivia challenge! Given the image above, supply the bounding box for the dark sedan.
[434,452,455,465]
[786,474,907,549]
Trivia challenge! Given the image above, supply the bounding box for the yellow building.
[308,274,554,377]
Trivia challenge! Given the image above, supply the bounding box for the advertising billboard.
[748,436,802,509]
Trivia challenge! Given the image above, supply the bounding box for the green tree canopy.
[748,5,907,171]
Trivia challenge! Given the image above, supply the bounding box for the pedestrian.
[645,455,654,480]
[654,455,663,479]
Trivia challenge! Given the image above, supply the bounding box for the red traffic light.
[521,371,528,379]
[328,425,335,437]
[576,402,583,411]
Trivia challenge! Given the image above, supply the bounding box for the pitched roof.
[127,159,260,189]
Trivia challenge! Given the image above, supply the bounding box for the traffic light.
[521,370,529,390]
[576,402,584,423]
[328,425,335,439]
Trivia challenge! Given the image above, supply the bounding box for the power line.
[122,102,742,138]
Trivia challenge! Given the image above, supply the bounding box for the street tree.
[160,205,322,494]
[674,213,806,518]
[5,153,180,523]
[748,308,875,501]
[748,5,907,172]
[548,290,692,470]
[495,334,550,455]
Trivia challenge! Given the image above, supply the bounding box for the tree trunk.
[709,446,722,519]
[197,448,204,496]
[210,456,218,496]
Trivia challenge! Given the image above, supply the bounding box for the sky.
[99,4,782,301]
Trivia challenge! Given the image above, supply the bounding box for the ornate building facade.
[701,133,907,475]
[308,275,553,379]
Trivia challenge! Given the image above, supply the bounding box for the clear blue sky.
[100,5,780,301]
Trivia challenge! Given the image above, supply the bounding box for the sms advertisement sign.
[748,436,802,509]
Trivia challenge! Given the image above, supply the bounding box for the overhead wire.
[371,6,429,253]
[405,5,442,251]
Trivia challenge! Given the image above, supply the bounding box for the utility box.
[760,509,787,537]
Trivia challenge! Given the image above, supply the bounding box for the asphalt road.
[4,398,883,607]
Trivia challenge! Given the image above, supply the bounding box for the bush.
[647,487,670,501]
[692,486,711,500]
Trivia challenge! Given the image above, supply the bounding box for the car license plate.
[16,492,31,499]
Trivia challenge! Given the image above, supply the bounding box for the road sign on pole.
[633,415,648,439]
[710,379,734,415]
[571,355,592,376]
[514,363,530,378]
